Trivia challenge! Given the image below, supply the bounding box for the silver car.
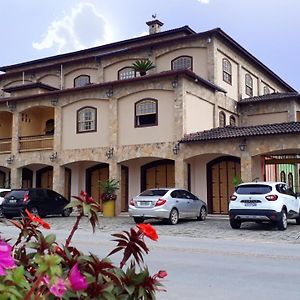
[129,188,207,225]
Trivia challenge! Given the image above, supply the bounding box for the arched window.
[245,74,253,96]
[219,111,226,127]
[229,115,236,126]
[77,107,97,133]
[118,67,136,80]
[171,56,192,71]
[74,75,90,88]
[288,172,293,189]
[222,58,232,84]
[135,99,158,127]
[263,86,270,95]
[280,171,286,183]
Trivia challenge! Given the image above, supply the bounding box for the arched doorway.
[141,159,175,192]
[0,170,6,187]
[207,156,241,214]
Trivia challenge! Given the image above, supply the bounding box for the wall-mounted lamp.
[172,143,180,155]
[51,98,58,106]
[171,79,178,88]
[105,147,114,159]
[6,155,15,165]
[106,89,113,98]
[239,139,247,152]
[49,151,57,162]
[6,101,16,112]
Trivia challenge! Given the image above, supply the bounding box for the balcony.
[19,135,53,152]
[0,138,12,153]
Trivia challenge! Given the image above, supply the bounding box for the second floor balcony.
[19,134,53,152]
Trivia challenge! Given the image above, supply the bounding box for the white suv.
[229,182,300,230]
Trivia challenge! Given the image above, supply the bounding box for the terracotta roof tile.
[180,122,300,143]
[239,92,300,105]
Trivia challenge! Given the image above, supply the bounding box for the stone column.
[109,161,121,215]
[240,153,252,182]
[175,158,188,189]
[10,110,21,188]
[53,164,64,195]
[10,167,22,189]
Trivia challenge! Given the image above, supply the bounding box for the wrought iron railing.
[19,135,53,152]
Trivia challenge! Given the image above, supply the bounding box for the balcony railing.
[19,135,53,152]
[0,138,12,153]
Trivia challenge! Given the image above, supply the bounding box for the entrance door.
[36,167,53,189]
[121,166,128,211]
[141,160,175,191]
[22,168,33,188]
[86,164,109,206]
[0,171,5,187]
[64,168,71,200]
[207,157,240,214]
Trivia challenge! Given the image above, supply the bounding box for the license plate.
[139,201,151,207]
[9,199,17,204]
[244,203,257,207]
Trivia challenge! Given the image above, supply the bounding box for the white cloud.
[32,2,114,53]
[198,0,210,3]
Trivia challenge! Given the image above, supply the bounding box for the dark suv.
[2,188,72,218]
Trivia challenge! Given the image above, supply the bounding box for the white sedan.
[129,188,207,225]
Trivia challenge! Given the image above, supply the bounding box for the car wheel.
[29,207,39,216]
[168,208,179,225]
[62,208,72,217]
[230,219,241,229]
[277,209,288,231]
[197,206,207,221]
[133,217,144,224]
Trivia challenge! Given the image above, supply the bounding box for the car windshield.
[5,191,26,198]
[236,184,272,195]
[139,189,168,196]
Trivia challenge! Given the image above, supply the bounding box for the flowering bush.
[0,191,167,299]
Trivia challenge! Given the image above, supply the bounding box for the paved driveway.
[3,214,299,244]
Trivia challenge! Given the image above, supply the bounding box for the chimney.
[146,19,164,34]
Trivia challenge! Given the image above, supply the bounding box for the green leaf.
[45,234,56,245]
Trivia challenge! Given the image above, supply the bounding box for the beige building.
[0,20,299,215]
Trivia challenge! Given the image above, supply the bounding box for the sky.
[1,0,299,91]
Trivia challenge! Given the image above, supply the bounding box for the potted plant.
[132,59,155,76]
[100,179,119,217]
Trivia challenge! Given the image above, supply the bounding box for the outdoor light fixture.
[6,101,16,112]
[106,89,113,98]
[49,151,57,162]
[171,79,178,88]
[172,143,180,155]
[51,98,58,106]
[106,147,114,159]
[6,155,15,165]
[239,139,247,152]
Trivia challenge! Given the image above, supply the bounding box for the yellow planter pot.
[103,200,115,217]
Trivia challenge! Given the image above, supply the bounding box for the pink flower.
[49,278,67,297]
[69,263,88,291]
[156,270,168,279]
[0,240,16,276]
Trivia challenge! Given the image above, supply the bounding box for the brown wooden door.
[208,157,240,214]
[64,168,71,200]
[90,166,109,206]
[37,167,53,189]
[121,166,128,211]
[142,160,175,191]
